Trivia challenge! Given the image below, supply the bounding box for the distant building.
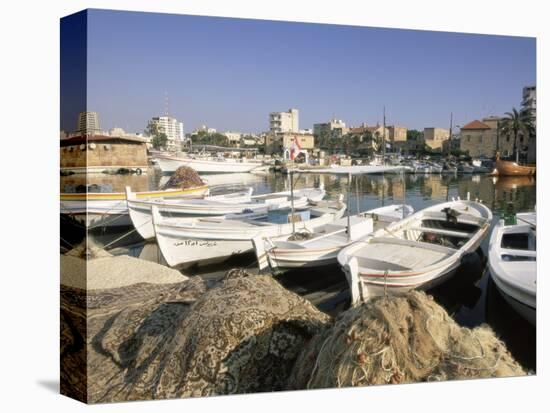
[348,123,389,146]
[392,131,424,154]
[459,117,514,158]
[193,125,217,134]
[522,85,536,121]
[269,109,299,133]
[521,87,536,164]
[148,116,184,152]
[313,119,348,139]
[108,127,127,137]
[265,131,314,156]
[366,124,389,142]
[223,131,242,146]
[348,123,370,135]
[442,136,461,154]
[423,127,449,151]
[77,111,100,134]
[388,126,407,142]
[241,134,264,146]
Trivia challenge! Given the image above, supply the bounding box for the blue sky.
[61,9,536,134]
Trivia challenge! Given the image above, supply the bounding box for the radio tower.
[164,91,170,118]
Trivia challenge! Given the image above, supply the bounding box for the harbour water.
[62,169,537,371]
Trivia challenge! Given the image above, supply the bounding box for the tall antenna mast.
[382,106,386,163]
[164,91,170,118]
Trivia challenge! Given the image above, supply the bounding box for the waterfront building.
[265,131,314,156]
[459,117,515,158]
[148,116,184,152]
[60,133,148,172]
[269,109,299,133]
[388,125,407,142]
[393,140,421,154]
[442,136,461,154]
[348,123,389,144]
[522,86,537,163]
[77,111,100,134]
[367,124,389,142]
[313,118,349,139]
[423,127,449,151]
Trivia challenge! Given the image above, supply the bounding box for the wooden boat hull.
[494,158,536,176]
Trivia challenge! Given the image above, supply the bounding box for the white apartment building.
[77,111,100,134]
[223,131,242,145]
[148,116,184,151]
[193,125,217,134]
[522,85,536,119]
[269,108,299,133]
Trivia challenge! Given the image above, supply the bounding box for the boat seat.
[422,210,487,226]
[500,248,536,258]
[371,236,457,254]
[408,226,471,238]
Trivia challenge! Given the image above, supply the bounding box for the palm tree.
[499,108,535,163]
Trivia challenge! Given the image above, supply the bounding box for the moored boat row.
[70,162,535,325]
[126,184,326,240]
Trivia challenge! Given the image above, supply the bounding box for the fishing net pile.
[62,268,329,403]
[61,275,207,403]
[288,291,525,390]
[140,271,329,399]
[161,166,205,190]
[287,231,314,241]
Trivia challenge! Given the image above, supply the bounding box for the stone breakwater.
[61,252,526,403]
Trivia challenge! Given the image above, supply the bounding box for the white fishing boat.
[457,163,475,174]
[429,163,443,174]
[155,154,264,174]
[253,165,412,271]
[152,199,346,268]
[126,185,323,240]
[253,204,414,271]
[412,161,432,174]
[488,212,536,325]
[338,198,492,304]
[60,184,209,228]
